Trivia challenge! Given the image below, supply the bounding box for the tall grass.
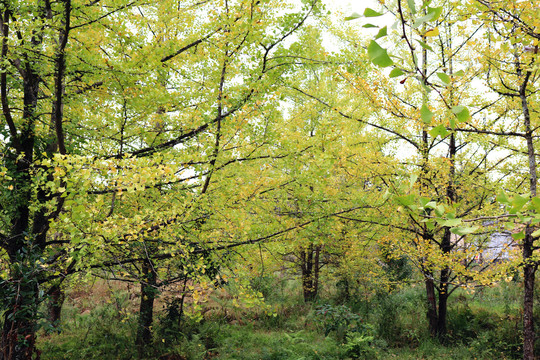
[35,274,538,359]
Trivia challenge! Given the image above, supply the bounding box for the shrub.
[343,333,377,359]
[40,290,138,360]
[314,304,373,341]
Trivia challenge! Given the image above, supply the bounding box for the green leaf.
[416,39,433,52]
[532,228,540,237]
[434,204,445,217]
[408,0,417,14]
[389,68,404,78]
[429,124,449,139]
[512,231,525,240]
[438,218,462,227]
[73,204,85,214]
[510,194,529,214]
[530,197,540,211]
[456,108,470,122]
[505,222,515,230]
[375,26,387,39]
[429,6,443,19]
[368,40,386,59]
[413,6,443,28]
[421,81,431,94]
[364,8,383,17]
[419,197,431,207]
[367,40,393,67]
[425,201,437,209]
[496,191,510,204]
[454,70,465,77]
[396,194,416,207]
[410,173,418,188]
[421,103,433,124]
[451,226,479,236]
[452,106,466,114]
[371,46,392,66]
[451,105,470,122]
[363,24,378,28]
[345,12,361,21]
[437,72,451,85]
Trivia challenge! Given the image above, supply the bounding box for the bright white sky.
[325,0,380,20]
[326,0,355,13]
[322,0,394,43]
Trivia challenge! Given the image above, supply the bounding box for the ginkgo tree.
[274,74,390,302]
[469,1,540,358]
[340,0,513,340]
[0,0,327,358]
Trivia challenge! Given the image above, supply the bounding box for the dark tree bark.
[522,229,536,360]
[0,1,71,358]
[1,275,40,360]
[136,259,158,356]
[1,10,42,358]
[300,244,321,302]
[436,133,456,340]
[520,70,536,360]
[47,283,65,329]
[424,275,438,338]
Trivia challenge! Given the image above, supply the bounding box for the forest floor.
[37,278,526,359]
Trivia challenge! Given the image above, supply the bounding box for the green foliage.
[447,302,522,359]
[215,324,341,360]
[162,321,221,360]
[343,333,376,359]
[0,248,44,351]
[40,291,137,360]
[4,0,540,359]
[34,277,535,359]
[367,40,393,67]
[372,293,404,345]
[314,304,372,340]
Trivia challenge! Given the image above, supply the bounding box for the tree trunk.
[313,246,320,298]
[47,283,65,330]
[424,267,451,341]
[425,275,438,338]
[1,317,36,360]
[436,226,453,340]
[523,229,535,360]
[437,283,449,340]
[0,270,40,360]
[520,66,536,360]
[0,5,48,358]
[301,245,320,302]
[136,260,157,356]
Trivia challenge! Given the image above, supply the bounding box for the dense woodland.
[0,0,539,359]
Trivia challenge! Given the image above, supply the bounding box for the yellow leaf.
[425,27,439,37]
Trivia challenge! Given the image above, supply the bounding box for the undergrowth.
[36,276,536,359]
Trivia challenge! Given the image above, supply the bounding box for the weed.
[343,333,376,359]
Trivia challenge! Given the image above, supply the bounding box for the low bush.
[40,290,138,360]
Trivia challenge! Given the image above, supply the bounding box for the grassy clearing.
[35,277,533,359]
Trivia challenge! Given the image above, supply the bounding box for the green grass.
[214,325,342,360]
[36,277,535,359]
[386,341,511,360]
[39,291,139,360]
